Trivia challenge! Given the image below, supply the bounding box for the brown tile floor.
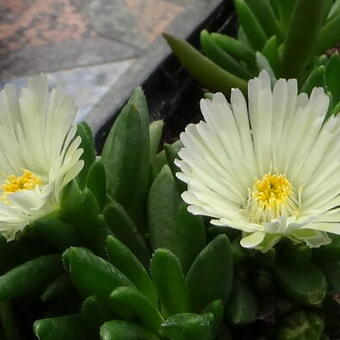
[0,0,193,120]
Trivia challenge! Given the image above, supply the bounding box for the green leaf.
[110,286,164,333]
[246,0,282,40]
[280,0,328,79]
[159,313,215,340]
[277,310,324,340]
[200,30,253,79]
[255,52,277,84]
[41,274,73,302]
[149,120,164,158]
[186,235,233,312]
[163,34,247,94]
[234,0,267,50]
[276,0,296,33]
[316,14,340,54]
[61,184,110,255]
[148,165,180,252]
[150,249,191,316]
[301,65,326,94]
[0,254,62,300]
[86,160,106,210]
[81,296,113,331]
[325,53,340,105]
[174,204,206,273]
[262,35,280,74]
[76,122,96,188]
[100,320,159,340]
[276,261,327,305]
[101,88,150,227]
[148,165,206,272]
[202,300,224,333]
[0,301,23,340]
[314,234,340,260]
[276,239,312,265]
[63,247,133,298]
[210,33,255,68]
[106,235,157,305]
[319,260,340,293]
[59,180,82,222]
[328,0,340,20]
[28,218,79,251]
[34,314,93,340]
[225,277,257,325]
[104,196,150,267]
[231,237,249,264]
[164,141,185,194]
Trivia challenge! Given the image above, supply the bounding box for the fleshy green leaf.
[106,235,157,305]
[159,313,215,340]
[41,274,73,302]
[148,165,180,252]
[0,301,23,340]
[277,311,324,340]
[275,261,327,305]
[200,30,253,78]
[101,88,150,227]
[28,218,79,251]
[225,278,257,325]
[234,0,267,50]
[63,247,133,298]
[110,287,164,333]
[255,52,277,84]
[314,234,340,260]
[246,0,282,40]
[164,142,185,194]
[202,300,224,333]
[319,260,340,293]
[100,320,159,340]
[81,296,113,331]
[262,35,280,74]
[66,188,110,255]
[210,33,256,68]
[150,249,191,316]
[174,204,206,273]
[86,160,106,210]
[325,53,340,106]
[276,239,312,265]
[34,314,93,340]
[76,122,96,188]
[104,196,150,267]
[163,34,247,94]
[280,0,328,78]
[186,235,233,312]
[316,14,340,54]
[0,254,62,300]
[149,120,164,158]
[301,65,326,94]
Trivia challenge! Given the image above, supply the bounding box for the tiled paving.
[0,0,222,124]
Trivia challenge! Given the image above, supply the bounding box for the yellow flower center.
[252,173,292,209]
[2,170,41,199]
[248,173,295,223]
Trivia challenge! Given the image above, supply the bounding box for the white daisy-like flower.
[176,71,340,251]
[0,76,84,240]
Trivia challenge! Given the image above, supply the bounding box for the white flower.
[0,76,84,240]
[176,71,340,251]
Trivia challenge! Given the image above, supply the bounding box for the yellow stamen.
[248,173,294,223]
[2,170,41,196]
[252,173,291,209]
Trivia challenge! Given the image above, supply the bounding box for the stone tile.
[78,0,188,49]
[0,37,138,78]
[1,59,135,121]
